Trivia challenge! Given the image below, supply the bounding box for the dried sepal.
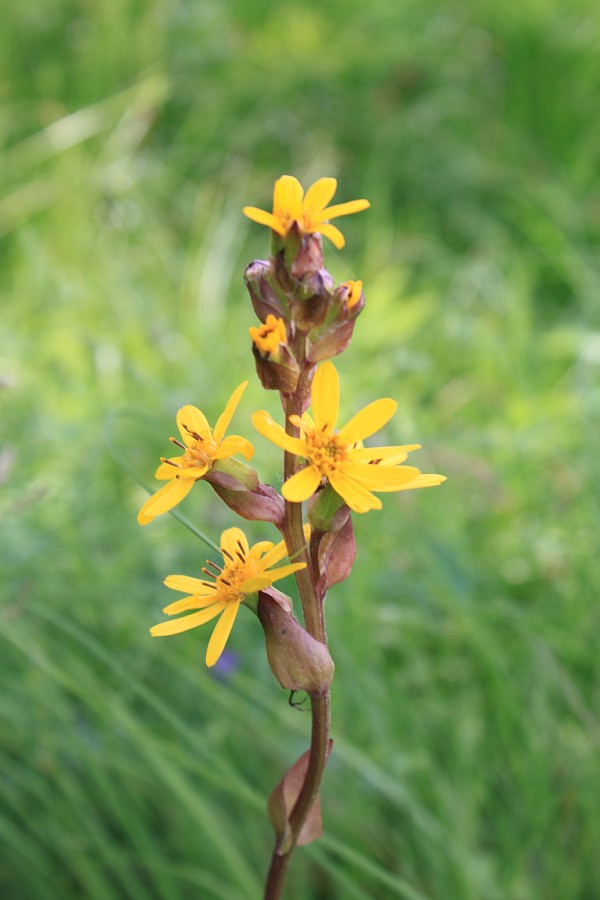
[267,740,333,854]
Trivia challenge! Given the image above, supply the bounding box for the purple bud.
[206,465,285,526]
[244,259,288,322]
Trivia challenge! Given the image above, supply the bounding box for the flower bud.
[307,280,365,363]
[315,509,356,591]
[308,483,346,532]
[308,486,356,591]
[270,234,335,332]
[250,315,300,394]
[258,588,335,692]
[206,463,285,526]
[290,232,325,280]
[244,259,288,322]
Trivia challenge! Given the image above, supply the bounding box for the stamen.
[182,423,203,441]
[236,540,246,559]
[236,551,245,562]
[220,578,232,587]
[160,457,179,467]
[222,548,234,562]
[169,437,187,450]
[205,560,223,572]
[201,581,215,588]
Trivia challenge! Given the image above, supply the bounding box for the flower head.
[243,175,370,250]
[252,362,446,514]
[150,526,308,666]
[249,315,287,357]
[138,383,254,525]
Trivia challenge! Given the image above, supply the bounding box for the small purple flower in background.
[209,649,239,681]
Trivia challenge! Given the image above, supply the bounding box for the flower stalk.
[137,174,446,899]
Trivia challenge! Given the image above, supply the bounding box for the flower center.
[164,424,217,471]
[305,429,347,476]
[203,540,259,604]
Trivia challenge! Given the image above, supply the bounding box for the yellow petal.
[348,445,421,465]
[220,527,249,561]
[318,223,345,249]
[252,411,307,456]
[311,361,339,431]
[391,473,447,491]
[242,206,287,235]
[213,381,248,443]
[318,199,371,221]
[342,461,421,490]
[137,508,153,525]
[282,465,322,503]
[212,435,254,461]
[303,177,337,214]
[205,602,240,667]
[273,175,303,219]
[155,460,179,480]
[258,523,310,570]
[259,537,290,569]
[249,540,275,561]
[163,593,220,615]
[328,469,382,513]
[164,574,217,594]
[137,477,195,524]
[177,405,210,446]
[264,562,307,582]
[338,398,397,445]
[240,575,272,593]
[150,603,224,637]
[174,465,209,479]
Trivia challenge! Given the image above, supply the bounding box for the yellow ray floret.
[340,280,363,309]
[138,383,254,525]
[249,314,287,356]
[243,175,370,249]
[150,526,309,667]
[252,362,446,514]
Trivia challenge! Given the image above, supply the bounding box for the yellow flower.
[138,382,254,526]
[150,526,308,667]
[249,314,287,356]
[252,362,446,514]
[340,280,363,309]
[243,175,370,250]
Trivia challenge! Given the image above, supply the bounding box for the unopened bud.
[315,509,356,591]
[258,589,335,692]
[244,259,288,322]
[308,487,356,592]
[290,233,325,280]
[206,463,285,526]
[307,280,365,363]
[308,483,345,532]
[270,235,335,332]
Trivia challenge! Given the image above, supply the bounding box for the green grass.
[2,0,600,897]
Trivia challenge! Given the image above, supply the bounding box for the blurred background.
[2,0,600,897]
